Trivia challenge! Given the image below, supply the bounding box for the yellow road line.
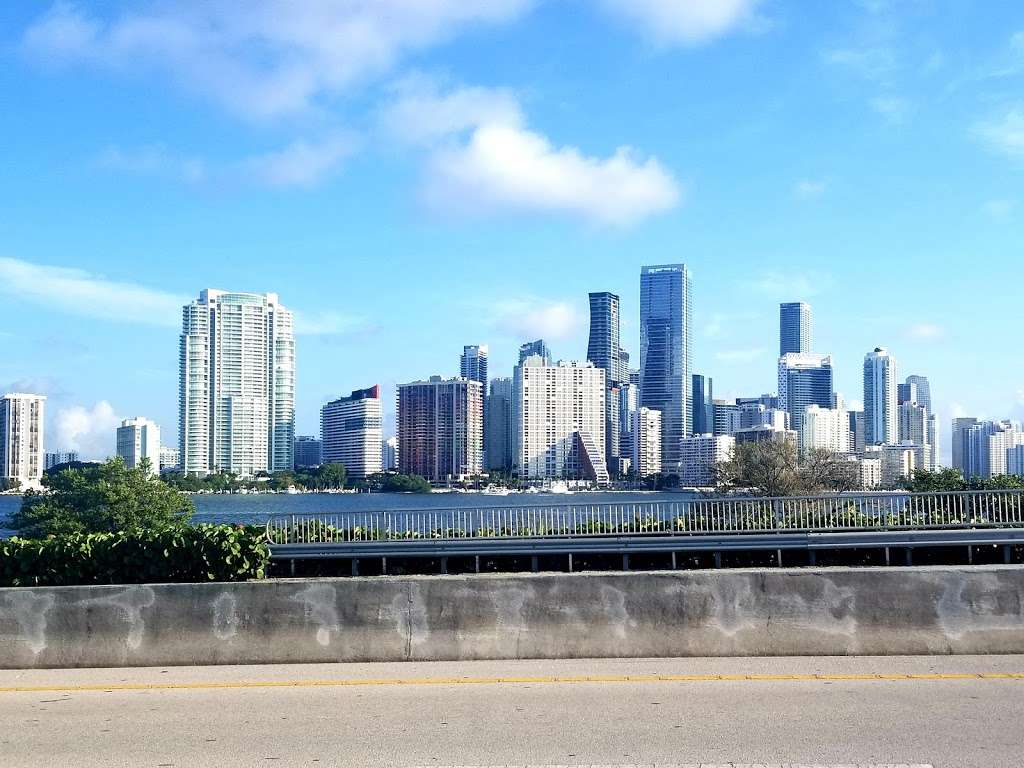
[0,671,1022,694]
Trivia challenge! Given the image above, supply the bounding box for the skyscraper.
[518,339,552,366]
[321,387,384,480]
[691,374,714,436]
[952,417,980,476]
[397,377,483,483]
[116,417,161,476]
[779,302,812,356]
[587,292,625,384]
[778,353,834,435]
[0,393,45,488]
[44,451,79,470]
[179,290,295,477]
[485,377,513,472]
[460,345,489,389]
[898,402,937,471]
[640,264,692,472]
[514,357,608,484]
[864,347,898,446]
[898,374,932,412]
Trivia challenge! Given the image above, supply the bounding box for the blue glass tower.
[640,264,692,472]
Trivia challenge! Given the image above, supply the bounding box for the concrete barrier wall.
[1,566,1023,668]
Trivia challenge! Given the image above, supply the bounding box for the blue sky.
[1,0,1022,462]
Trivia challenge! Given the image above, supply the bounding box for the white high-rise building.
[1,393,45,489]
[989,424,1024,477]
[800,405,850,454]
[159,446,180,473]
[44,451,79,470]
[631,407,662,480]
[320,386,384,480]
[680,434,734,488]
[179,290,295,477]
[382,436,398,471]
[898,401,938,471]
[863,347,898,446]
[116,417,161,476]
[514,357,608,484]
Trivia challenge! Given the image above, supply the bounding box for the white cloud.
[53,401,121,459]
[746,271,829,299]
[715,348,767,363]
[292,310,369,337]
[825,47,897,82]
[244,134,356,187]
[973,106,1024,159]
[600,0,764,46]
[96,144,206,183]
[794,179,826,199]
[0,256,344,334]
[983,198,1017,218]
[23,1,533,119]
[488,298,582,342]
[904,323,944,341]
[382,76,524,146]
[870,95,910,124]
[383,80,681,226]
[0,257,187,328]
[425,124,681,226]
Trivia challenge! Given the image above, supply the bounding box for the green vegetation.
[365,472,433,493]
[714,441,858,497]
[0,525,269,587]
[12,458,194,538]
[163,463,349,493]
[901,468,1024,492]
[0,477,20,493]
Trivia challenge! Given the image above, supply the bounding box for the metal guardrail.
[266,490,1024,549]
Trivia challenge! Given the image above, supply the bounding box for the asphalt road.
[1,656,1022,768]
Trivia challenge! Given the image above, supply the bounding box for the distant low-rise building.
[293,436,322,469]
[733,424,798,447]
[116,417,161,476]
[44,451,80,470]
[159,446,180,473]
[680,434,734,488]
[631,407,662,480]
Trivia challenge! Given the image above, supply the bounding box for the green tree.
[0,477,20,493]
[366,472,432,493]
[11,458,194,537]
[316,463,347,490]
[714,441,858,497]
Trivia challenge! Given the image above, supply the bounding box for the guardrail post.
[714,551,722,569]
[671,551,677,570]
[382,556,387,575]
[905,548,913,567]
[351,559,359,577]
[531,555,539,573]
[474,555,480,574]
[440,557,448,575]
[1005,545,1013,565]
[622,554,630,571]
[568,553,574,573]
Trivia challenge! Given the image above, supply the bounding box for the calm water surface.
[0,490,692,536]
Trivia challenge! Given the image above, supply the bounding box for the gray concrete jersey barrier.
[1,565,1023,669]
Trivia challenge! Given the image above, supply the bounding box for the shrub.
[0,525,269,587]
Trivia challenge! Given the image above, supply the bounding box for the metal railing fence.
[265,489,1024,546]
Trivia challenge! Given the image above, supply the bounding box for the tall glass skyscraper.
[863,347,898,446]
[778,353,834,436]
[460,345,489,389]
[179,290,295,476]
[640,264,692,472]
[779,302,812,356]
[691,374,714,435]
[587,292,625,384]
[518,339,552,366]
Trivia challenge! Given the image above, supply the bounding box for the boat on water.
[481,485,514,496]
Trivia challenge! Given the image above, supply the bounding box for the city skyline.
[1,2,1023,463]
